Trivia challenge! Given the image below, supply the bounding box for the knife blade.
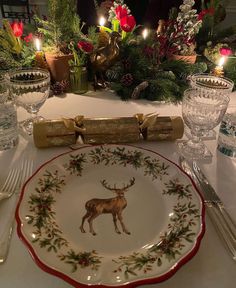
[179,156,236,260]
[192,161,236,242]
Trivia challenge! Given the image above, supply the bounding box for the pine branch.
[0,50,21,70]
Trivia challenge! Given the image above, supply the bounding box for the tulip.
[10,21,24,37]
[115,5,128,20]
[120,15,136,33]
[77,41,94,53]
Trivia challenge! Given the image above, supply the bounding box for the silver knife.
[179,156,236,260]
[192,161,236,242]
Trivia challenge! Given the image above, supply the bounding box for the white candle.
[34,38,47,69]
[34,38,42,51]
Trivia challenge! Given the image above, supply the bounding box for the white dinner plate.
[16,144,205,287]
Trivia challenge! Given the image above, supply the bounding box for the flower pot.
[69,65,88,94]
[45,53,73,82]
[169,54,197,64]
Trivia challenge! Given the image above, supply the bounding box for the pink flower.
[77,41,94,53]
[120,15,136,32]
[10,21,24,37]
[23,33,33,43]
[220,47,233,56]
[198,7,215,20]
[115,5,128,20]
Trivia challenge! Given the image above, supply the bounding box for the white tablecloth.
[0,90,236,288]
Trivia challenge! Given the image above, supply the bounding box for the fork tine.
[20,159,33,185]
[1,169,18,192]
[1,169,21,195]
[0,158,34,263]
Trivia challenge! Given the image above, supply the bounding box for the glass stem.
[191,133,201,144]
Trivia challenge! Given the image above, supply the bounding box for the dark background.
[77,0,205,29]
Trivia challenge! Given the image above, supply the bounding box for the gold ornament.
[90,31,121,88]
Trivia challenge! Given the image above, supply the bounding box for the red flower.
[10,21,24,37]
[220,47,233,56]
[115,5,128,20]
[120,15,136,32]
[198,7,215,20]
[77,41,94,53]
[24,33,33,43]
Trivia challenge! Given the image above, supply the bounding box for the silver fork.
[0,159,33,263]
[0,168,21,201]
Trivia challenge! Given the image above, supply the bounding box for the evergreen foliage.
[35,0,82,54]
[106,41,207,102]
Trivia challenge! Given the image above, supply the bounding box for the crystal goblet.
[187,73,234,140]
[7,68,50,135]
[178,88,230,160]
[190,73,234,94]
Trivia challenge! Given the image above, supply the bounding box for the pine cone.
[51,80,69,96]
[120,73,133,87]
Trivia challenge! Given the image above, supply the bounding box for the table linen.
[0,90,236,288]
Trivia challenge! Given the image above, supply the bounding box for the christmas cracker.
[33,114,184,148]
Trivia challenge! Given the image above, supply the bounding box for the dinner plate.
[16,145,205,287]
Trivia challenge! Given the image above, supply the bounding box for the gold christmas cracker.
[33,114,184,148]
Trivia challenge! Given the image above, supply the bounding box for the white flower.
[180,4,192,13]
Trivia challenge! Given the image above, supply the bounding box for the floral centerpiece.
[0,0,235,100]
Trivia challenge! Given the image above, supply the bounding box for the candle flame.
[99,16,106,27]
[142,28,149,39]
[35,38,42,51]
[218,56,225,67]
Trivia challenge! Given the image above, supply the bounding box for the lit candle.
[142,28,149,40]
[35,38,42,51]
[218,56,225,68]
[99,16,106,32]
[34,38,47,69]
[214,56,225,77]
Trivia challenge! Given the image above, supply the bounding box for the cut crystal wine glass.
[187,73,234,140]
[7,68,50,135]
[177,88,230,159]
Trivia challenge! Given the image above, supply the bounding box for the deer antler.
[101,178,135,191]
[101,179,116,191]
[122,177,135,190]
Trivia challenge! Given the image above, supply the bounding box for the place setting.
[0,1,236,288]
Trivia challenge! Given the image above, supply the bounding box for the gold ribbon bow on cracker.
[62,115,86,134]
[135,113,159,131]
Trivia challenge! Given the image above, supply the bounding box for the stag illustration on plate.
[80,177,135,236]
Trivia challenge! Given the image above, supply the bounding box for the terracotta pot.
[169,54,197,64]
[45,53,73,82]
